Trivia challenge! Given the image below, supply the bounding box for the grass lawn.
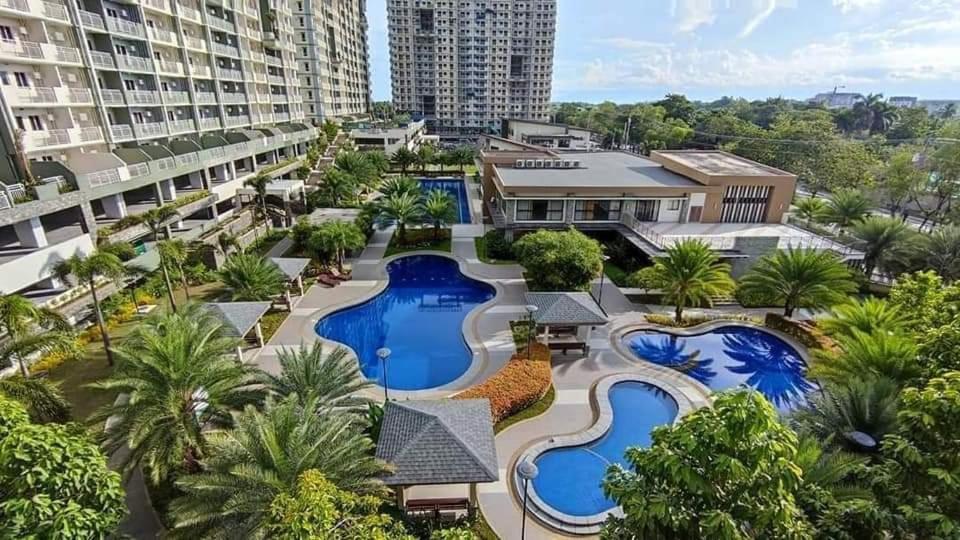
[474,236,516,265]
[494,385,556,434]
[604,260,632,287]
[384,228,451,256]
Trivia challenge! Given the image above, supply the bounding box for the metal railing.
[67,88,93,103]
[77,126,103,142]
[0,191,11,210]
[265,55,281,66]
[100,89,125,105]
[148,27,176,44]
[194,91,216,104]
[125,90,160,105]
[127,163,150,178]
[110,124,134,141]
[199,117,222,130]
[116,55,153,72]
[42,1,69,21]
[216,67,243,80]
[182,35,206,51]
[105,16,145,38]
[83,168,122,188]
[89,51,115,69]
[211,42,239,57]
[208,16,235,33]
[143,0,169,11]
[162,90,190,104]
[225,115,250,127]
[134,122,168,138]
[157,60,185,75]
[177,4,201,22]
[168,119,195,133]
[78,10,105,30]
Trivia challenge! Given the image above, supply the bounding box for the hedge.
[645,312,761,328]
[764,313,837,352]
[455,343,552,424]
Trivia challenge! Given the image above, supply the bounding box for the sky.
[365,0,960,104]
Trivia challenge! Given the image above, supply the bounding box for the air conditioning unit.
[526,159,535,167]
[515,159,524,168]
[571,160,580,168]
[535,159,543,168]
[562,160,571,168]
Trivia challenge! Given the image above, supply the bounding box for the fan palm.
[794,197,829,223]
[0,294,70,376]
[810,330,920,386]
[646,239,735,323]
[423,189,457,239]
[819,297,912,339]
[169,394,388,538]
[851,216,915,279]
[244,172,272,232]
[376,191,423,245]
[257,342,371,412]
[739,248,857,317]
[53,247,127,366]
[794,435,872,501]
[308,221,366,273]
[825,190,871,228]
[379,175,421,198]
[89,303,264,483]
[390,147,417,174]
[792,377,900,447]
[159,239,191,301]
[219,252,286,302]
[920,225,960,281]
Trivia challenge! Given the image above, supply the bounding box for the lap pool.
[623,325,814,411]
[314,255,494,390]
[419,178,470,223]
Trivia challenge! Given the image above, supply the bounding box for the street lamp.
[524,304,538,360]
[517,458,539,539]
[597,255,611,308]
[376,347,391,402]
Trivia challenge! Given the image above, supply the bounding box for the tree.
[449,146,475,172]
[265,470,414,539]
[876,147,925,216]
[794,197,829,222]
[635,239,735,323]
[819,297,912,339]
[308,220,366,273]
[257,342,371,412]
[602,391,813,539]
[53,247,127,366]
[390,147,417,174]
[0,294,71,377]
[142,205,178,242]
[850,216,915,279]
[825,189,871,228]
[376,191,423,244]
[322,119,339,142]
[90,304,264,483]
[811,330,920,386]
[739,248,857,317]
[245,172,272,232]
[416,143,436,172]
[0,375,71,424]
[159,239,192,301]
[170,395,388,537]
[219,252,287,302]
[653,93,696,124]
[852,93,899,134]
[217,231,240,257]
[919,225,960,281]
[379,175,421,198]
[423,189,457,239]
[792,377,900,447]
[12,129,36,186]
[318,168,359,207]
[335,151,379,194]
[0,395,125,538]
[913,134,960,230]
[513,228,603,291]
[363,150,390,175]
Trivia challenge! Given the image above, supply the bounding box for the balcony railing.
[125,90,161,105]
[142,0,170,12]
[221,92,246,104]
[177,4,201,22]
[194,91,216,104]
[105,16,146,38]
[199,117,222,130]
[23,129,71,150]
[67,88,93,104]
[134,122,168,138]
[182,35,206,51]
[116,55,153,72]
[265,55,281,66]
[162,90,190,104]
[157,60,185,75]
[211,42,239,57]
[100,89,125,105]
[208,16,235,33]
[274,112,290,122]
[110,124,134,141]
[225,115,251,127]
[267,75,284,85]
[148,27,177,45]
[190,64,212,78]
[168,119,195,133]
[89,51,115,69]
[41,1,69,21]
[83,168,123,188]
[78,10,105,30]
[216,67,243,80]
[0,40,80,64]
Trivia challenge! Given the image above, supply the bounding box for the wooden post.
[254,322,265,347]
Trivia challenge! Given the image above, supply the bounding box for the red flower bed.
[455,343,552,423]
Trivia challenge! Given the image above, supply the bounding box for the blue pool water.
[531,382,678,517]
[419,178,470,223]
[314,255,494,390]
[623,326,814,411]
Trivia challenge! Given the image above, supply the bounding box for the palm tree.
[819,297,912,339]
[169,394,388,537]
[793,435,872,501]
[0,373,71,423]
[739,248,857,317]
[450,146,475,173]
[646,239,735,324]
[142,205,178,242]
[794,197,828,223]
[852,93,899,134]
[423,189,456,239]
[940,103,957,120]
[217,231,240,257]
[257,342,371,412]
[825,190,871,228]
[90,303,264,483]
[159,239,191,301]
[244,172,271,232]
[319,169,358,207]
[334,151,378,193]
[810,330,920,386]
[390,147,417,174]
[851,216,915,279]
[920,225,960,281]
[416,143,436,172]
[792,377,900,447]
[434,150,450,172]
[376,191,423,245]
[219,252,286,301]
[363,150,390,174]
[379,175,421,198]
[0,294,70,377]
[308,221,366,273]
[53,248,127,366]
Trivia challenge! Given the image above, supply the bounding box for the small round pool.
[530,381,678,517]
[314,255,495,390]
[623,325,814,411]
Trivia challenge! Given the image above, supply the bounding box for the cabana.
[524,292,609,355]
[203,301,272,361]
[376,399,498,521]
[268,257,311,307]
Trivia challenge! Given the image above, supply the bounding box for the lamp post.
[376,347,391,401]
[597,254,611,308]
[524,304,538,360]
[517,458,539,539]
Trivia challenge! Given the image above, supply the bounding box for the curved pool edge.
[513,372,702,535]
[299,250,505,399]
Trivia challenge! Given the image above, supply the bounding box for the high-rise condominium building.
[0,0,321,298]
[293,0,371,123]
[387,0,556,142]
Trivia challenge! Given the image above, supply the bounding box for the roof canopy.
[269,257,310,281]
[525,292,608,326]
[376,399,498,486]
[203,302,271,337]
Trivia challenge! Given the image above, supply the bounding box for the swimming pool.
[314,255,495,390]
[419,178,470,223]
[623,325,814,411]
[530,381,679,517]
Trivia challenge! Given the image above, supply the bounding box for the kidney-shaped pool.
[314,255,495,391]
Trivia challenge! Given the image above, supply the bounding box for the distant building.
[501,119,601,150]
[889,96,918,108]
[350,120,436,154]
[809,92,863,109]
[917,100,960,116]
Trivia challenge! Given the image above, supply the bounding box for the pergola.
[376,399,498,519]
[268,257,311,307]
[203,301,272,361]
[524,292,609,351]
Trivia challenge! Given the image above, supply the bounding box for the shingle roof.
[525,292,609,326]
[269,257,310,281]
[202,302,271,337]
[376,399,498,486]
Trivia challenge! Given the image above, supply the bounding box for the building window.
[516,199,563,221]
[667,199,681,211]
[575,200,622,221]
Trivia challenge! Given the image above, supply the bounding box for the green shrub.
[514,228,602,291]
[482,230,514,260]
[734,283,783,308]
[764,313,836,351]
[645,312,760,328]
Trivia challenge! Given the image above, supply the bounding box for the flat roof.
[654,150,793,177]
[496,152,701,190]
[504,117,600,135]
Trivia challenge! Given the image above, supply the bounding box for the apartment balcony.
[125,89,161,105]
[182,35,207,52]
[190,64,212,78]
[89,50,115,69]
[99,89,125,106]
[257,113,274,123]
[267,74,284,85]
[0,230,94,296]
[247,29,262,42]
[177,3,201,23]
[116,55,153,72]
[211,42,240,58]
[253,71,267,83]
[78,10,106,31]
[270,93,287,103]
[157,60,185,76]
[162,90,190,105]
[142,0,171,13]
[274,112,290,122]
[133,122,168,139]
[248,51,264,63]
[224,115,251,127]
[22,127,104,152]
[110,124,134,142]
[208,16,235,33]
[254,93,270,103]
[265,55,281,67]
[244,1,258,16]
[2,86,93,107]
[216,67,243,80]
[168,119,196,134]
[198,117,222,130]
[148,27,178,46]
[0,40,82,65]
[194,91,216,104]
[105,16,146,39]
[0,0,70,22]
[221,92,246,104]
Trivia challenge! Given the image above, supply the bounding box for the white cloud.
[739,0,798,38]
[832,0,885,13]
[671,0,717,33]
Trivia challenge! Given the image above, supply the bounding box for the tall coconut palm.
[920,225,960,281]
[376,191,423,245]
[219,252,286,302]
[852,93,899,134]
[739,248,857,317]
[646,239,735,323]
[308,221,366,273]
[794,197,829,223]
[792,377,900,447]
[434,150,450,172]
[0,294,70,377]
[53,247,127,366]
[390,147,417,174]
[89,303,264,483]
[819,297,912,339]
[851,216,915,280]
[416,143,436,173]
[169,394,388,538]
[257,342,371,412]
[244,172,272,232]
[825,190,871,228]
[379,175,421,198]
[810,330,920,386]
[159,239,191,301]
[423,189,456,239]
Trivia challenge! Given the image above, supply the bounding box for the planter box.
[34,183,60,201]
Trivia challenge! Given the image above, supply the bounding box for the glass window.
[575,200,622,221]
[516,199,563,221]
[668,199,682,211]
